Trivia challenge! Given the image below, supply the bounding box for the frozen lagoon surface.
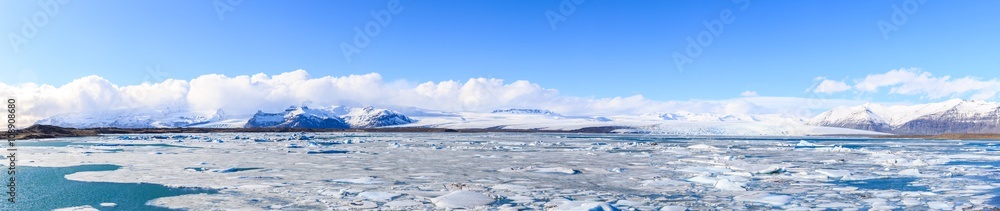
[9,133,1000,210]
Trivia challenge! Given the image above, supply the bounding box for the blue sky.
[2,0,999,102]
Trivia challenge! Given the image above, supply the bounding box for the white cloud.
[848,68,1000,100]
[740,91,759,97]
[1,70,870,125]
[813,78,852,94]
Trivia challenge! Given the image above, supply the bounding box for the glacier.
[33,99,1000,136]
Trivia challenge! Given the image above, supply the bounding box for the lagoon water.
[0,164,215,210]
[4,134,1000,209]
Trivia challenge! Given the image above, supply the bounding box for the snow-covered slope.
[808,99,1000,135]
[36,108,229,128]
[807,104,892,132]
[245,106,350,129]
[399,108,881,136]
[34,105,884,136]
[244,105,417,129]
[343,106,416,128]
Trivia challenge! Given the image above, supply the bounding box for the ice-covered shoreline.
[13,133,1000,210]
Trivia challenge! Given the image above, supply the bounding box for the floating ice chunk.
[491,184,531,192]
[384,200,424,208]
[641,179,690,189]
[237,184,272,190]
[331,177,385,184]
[714,179,746,191]
[687,144,721,151]
[815,169,852,179]
[687,175,719,185]
[660,206,687,211]
[358,191,401,201]
[498,166,528,173]
[750,166,785,175]
[863,198,895,210]
[965,185,994,190]
[815,202,853,208]
[876,157,933,167]
[898,168,920,176]
[677,166,730,174]
[725,171,753,177]
[53,206,99,211]
[795,140,817,147]
[550,201,621,211]
[445,183,487,191]
[431,191,495,208]
[790,172,829,180]
[926,201,952,210]
[900,198,922,206]
[614,200,644,207]
[507,195,535,204]
[734,192,792,206]
[898,168,936,178]
[342,200,378,209]
[99,203,117,207]
[969,195,993,205]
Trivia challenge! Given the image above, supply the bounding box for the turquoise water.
[0,164,216,210]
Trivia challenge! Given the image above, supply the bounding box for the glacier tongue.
[33,105,889,136]
[36,108,228,129]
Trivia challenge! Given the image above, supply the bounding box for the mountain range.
[32,99,1000,135]
[807,99,1000,135]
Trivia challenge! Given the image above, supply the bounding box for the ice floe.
[430,191,495,208]
[11,133,1000,210]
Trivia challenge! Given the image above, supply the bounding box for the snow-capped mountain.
[343,106,416,128]
[808,99,1000,135]
[245,106,350,129]
[32,105,886,136]
[245,105,416,129]
[36,108,227,128]
[36,105,416,129]
[807,104,892,132]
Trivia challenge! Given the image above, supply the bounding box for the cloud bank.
[814,68,1000,100]
[813,78,852,94]
[2,70,864,125]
